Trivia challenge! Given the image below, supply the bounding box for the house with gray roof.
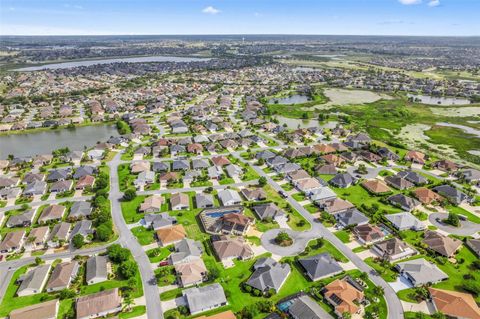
[433,185,470,205]
[69,201,92,219]
[467,238,480,257]
[246,258,291,292]
[309,187,337,203]
[335,208,369,228]
[192,159,210,170]
[6,209,36,228]
[142,213,177,230]
[459,168,480,185]
[152,161,170,172]
[17,264,51,296]
[69,220,93,240]
[182,283,227,315]
[23,180,47,196]
[385,176,414,190]
[218,189,242,206]
[395,258,448,287]
[172,160,190,171]
[385,212,426,231]
[388,194,421,212]
[47,222,71,247]
[208,166,223,179]
[46,261,79,292]
[256,150,276,160]
[397,171,428,185]
[169,238,203,265]
[299,253,343,281]
[286,293,334,319]
[86,255,108,285]
[329,173,356,188]
[73,166,95,179]
[275,162,302,174]
[195,193,215,209]
[225,164,243,178]
[252,203,286,221]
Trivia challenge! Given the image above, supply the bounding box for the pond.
[268,94,311,105]
[0,124,118,159]
[15,56,211,71]
[408,94,471,106]
[274,116,338,130]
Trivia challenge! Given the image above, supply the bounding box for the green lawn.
[304,203,319,214]
[334,230,351,243]
[119,306,147,319]
[118,163,135,191]
[131,226,155,245]
[331,184,401,214]
[120,195,146,223]
[446,205,480,224]
[364,257,398,282]
[147,246,171,263]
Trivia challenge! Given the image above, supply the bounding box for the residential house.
[299,253,343,281]
[46,261,79,292]
[142,213,176,230]
[47,222,71,247]
[395,258,448,287]
[86,255,109,285]
[284,293,334,319]
[385,176,414,190]
[252,203,286,222]
[412,188,444,205]
[387,194,421,212]
[422,231,462,257]
[335,208,369,228]
[9,299,59,319]
[156,225,187,246]
[373,238,416,261]
[324,278,365,317]
[329,173,356,188]
[0,229,25,253]
[175,259,208,287]
[217,189,242,206]
[76,288,122,319]
[241,188,267,201]
[405,150,426,165]
[195,193,215,209]
[361,179,391,194]
[212,236,254,262]
[433,185,469,205]
[17,264,51,296]
[6,209,36,228]
[170,193,190,210]
[246,258,291,293]
[38,205,66,223]
[26,226,49,250]
[429,288,480,319]
[182,283,227,315]
[353,224,386,245]
[139,195,163,213]
[397,171,428,185]
[69,201,92,219]
[170,238,203,265]
[385,212,426,231]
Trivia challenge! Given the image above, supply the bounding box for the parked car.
[159,260,169,267]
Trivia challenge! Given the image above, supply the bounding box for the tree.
[275,231,292,246]
[444,212,460,227]
[123,188,137,201]
[95,223,113,241]
[107,244,131,263]
[72,234,85,249]
[119,260,138,279]
[258,176,267,187]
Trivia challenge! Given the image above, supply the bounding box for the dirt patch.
[429,106,480,117]
[315,88,391,110]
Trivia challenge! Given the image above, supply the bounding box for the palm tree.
[123,295,134,312]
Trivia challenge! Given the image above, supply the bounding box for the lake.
[408,94,471,106]
[0,125,118,159]
[15,56,211,71]
[269,94,311,105]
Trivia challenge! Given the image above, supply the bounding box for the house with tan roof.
[211,156,231,167]
[353,224,386,245]
[75,175,95,190]
[212,236,254,262]
[46,261,79,292]
[0,229,25,253]
[196,310,236,319]
[405,150,426,165]
[139,195,163,213]
[429,288,480,319]
[76,288,122,319]
[373,237,416,261]
[156,225,187,246]
[9,299,59,319]
[361,179,392,195]
[130,160,150,173]
[175,259,208,287]
[422,231,462,257]
[321,198,355,214]
[38,205,66,223]
[159,172,179,182]
[170,193,190,211]
[324,278,364,317]
[26,226,50,250]
[412,187,444,205]
[313,143,336,154]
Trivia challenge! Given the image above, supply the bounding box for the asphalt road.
[234,153,404,319]
[109,152,164,319]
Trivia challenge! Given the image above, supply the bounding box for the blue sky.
[0,0,478,36]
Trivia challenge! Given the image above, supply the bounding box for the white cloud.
[254,12,262,17]
[202,6,220,15]
[398,0,422,4]
[428,0,440,7]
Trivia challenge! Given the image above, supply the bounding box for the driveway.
[389,276,413,292]
[161,297,186,312]
[429,212,480,236]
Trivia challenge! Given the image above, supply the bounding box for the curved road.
[234,153,404,319]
